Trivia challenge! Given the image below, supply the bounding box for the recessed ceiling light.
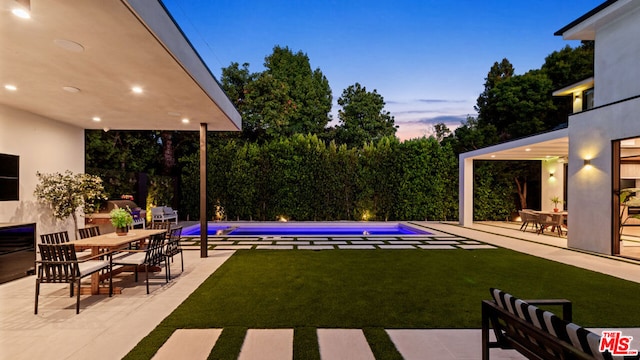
[4,84,17,91]
[132,86,143,94]
[167,112,181,117]
[53,39,84,52]
[525,148,531,152]
[490,155,496,158]
[11,8,30,19]
[181,118,190,124]
[92,117,101,122]
[63,86,80,93]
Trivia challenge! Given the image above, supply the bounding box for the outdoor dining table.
[532,210,568,233]
[72,229,167,295]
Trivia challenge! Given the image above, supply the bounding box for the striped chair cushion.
[490,288,615,360]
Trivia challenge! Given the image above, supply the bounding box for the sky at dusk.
[161,0,603,140]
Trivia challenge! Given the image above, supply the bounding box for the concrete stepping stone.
[378,245,417,249]
[418,245,456,250]
[317,329,375,360]
[213,245,253,250]
[298,245,335,250]
[275,241,310,245]
[337,245,376,250]
[152,328,222,360]
[426,240,460,245]
[334,237,364,241]
[458,244,497,250]
[354,241,384,245]
[209,241,235,245]
[388,241,422,244]
[238,329,293,360]
[315,241,348,245]
[297,237,329,241]
[255,245,294,250]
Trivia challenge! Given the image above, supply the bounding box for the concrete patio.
[2,222,640,360]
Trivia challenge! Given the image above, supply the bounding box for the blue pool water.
[182,223,431,236]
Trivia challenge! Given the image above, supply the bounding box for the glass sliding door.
[616,137,640,259]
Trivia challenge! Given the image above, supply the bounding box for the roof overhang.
[0,0,241,131]
[552,77,594,97]
[460,128,569,161]
[554,0,639,40]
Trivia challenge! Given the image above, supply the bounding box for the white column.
[459,156,474,226]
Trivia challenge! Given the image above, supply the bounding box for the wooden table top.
[72,229,166,249]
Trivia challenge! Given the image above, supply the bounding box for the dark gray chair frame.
[164,226,183,280]
[112,233,168,294]
[40,230,70,244]
[78,226,101,239]
[35,243,112,314]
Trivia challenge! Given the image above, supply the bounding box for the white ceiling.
[461,129,569,161]
[0,0,241,132]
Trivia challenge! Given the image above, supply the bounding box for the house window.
[582,88,594,111]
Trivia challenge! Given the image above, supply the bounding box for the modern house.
[0,0,241,268]
[459,0,640,257]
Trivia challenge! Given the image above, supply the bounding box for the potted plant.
[110,208,133,236]
[34,171,107,239]
[550,196,562,212]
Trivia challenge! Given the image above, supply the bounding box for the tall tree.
[263,46,333,135]
[476,58,515,129]
[542,42,594,89]
[487,70,555,140]
[542,42,595,129]
[335,82,397,147]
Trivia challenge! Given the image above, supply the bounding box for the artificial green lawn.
[125,249,640,359]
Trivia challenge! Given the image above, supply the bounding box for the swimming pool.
[182,222,431,236]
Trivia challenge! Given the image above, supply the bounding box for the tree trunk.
[71,212,79,240]
[160,131,176,175]
[515,177,527,210]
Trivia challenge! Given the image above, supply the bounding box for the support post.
[200,123,208,258]
[459,156,474,226]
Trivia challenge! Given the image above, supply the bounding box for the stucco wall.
[594,6,640,106]
[0,104,84,238]
[541,159,565,212]
[567,97,640,253]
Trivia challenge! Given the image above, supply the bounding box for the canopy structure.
[459,129,569,225]
[1,0,242,255]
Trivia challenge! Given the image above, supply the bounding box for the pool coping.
[180,221,449,238]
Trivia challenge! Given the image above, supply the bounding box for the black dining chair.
[35,243,112,314]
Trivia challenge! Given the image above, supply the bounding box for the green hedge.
[179,134,475,221]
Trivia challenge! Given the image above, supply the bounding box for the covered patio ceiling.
[0,0,241,132]
[460,128,569,161]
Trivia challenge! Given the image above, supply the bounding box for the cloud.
[392,109,441,115]
[415,99,467,104]
[397,114,470,126]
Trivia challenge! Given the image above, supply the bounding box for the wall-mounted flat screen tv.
[0,153,19,201]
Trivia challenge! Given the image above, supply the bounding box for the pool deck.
[2,221,640,359]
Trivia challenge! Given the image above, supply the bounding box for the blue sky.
[161,0,603,140]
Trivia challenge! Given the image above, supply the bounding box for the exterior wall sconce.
[584,159,592,166]
[549,173,555,178]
